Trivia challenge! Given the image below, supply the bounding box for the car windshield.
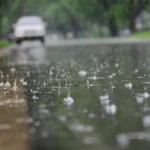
[17,17,42,25]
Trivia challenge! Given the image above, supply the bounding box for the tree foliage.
[0,0,150,38]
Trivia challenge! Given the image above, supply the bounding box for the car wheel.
[16,39,22,44]
[40,37,45,43]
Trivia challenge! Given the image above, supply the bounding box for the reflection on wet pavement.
[1,41,150,150]
[0,79,29,150]
[11,41,46,65]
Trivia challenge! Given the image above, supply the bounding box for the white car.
[13,16,47,44]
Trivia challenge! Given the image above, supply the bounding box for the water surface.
[0,41,150,150]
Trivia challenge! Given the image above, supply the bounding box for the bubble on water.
[63,96,74,106]
[83,136,98,145]
[88,75,97,81]
[78,70,87,77]
[43,82,46,87]
[4,81,11,88]
[83,109,88,113]
[124,82,132,89]
[37,87,40,90]
[136,95,144,104]
[143,115,150,128]
[134,69,138,73]
[114,63,119,68]
[101,99,110,105]
[41,130,49,138]
[33,95,39,100]
[88,113,96,118]
[61,74,66,78]
[10,67,16,73]
[39,104,46,108]
[49,69,53,76]
[20,79,24,83]
[32,90,40,94]
[39,108,50,114]
[69,121,94,133]
[100,94,110,105]
[143,92,149,99]
[35,121,41,127]
[116,134,129,148]
[108,75,113,79]
[100,94,109,101]
[104,104,117,115]
[58,116,67,122]
[144,82,150,84]
[137,76,144,79]
[23,81,27,86]
[143,106,150,112]
[117,132,150,148]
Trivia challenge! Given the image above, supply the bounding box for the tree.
[62,0,150,35]
[0,0,9,37]
[0,0,49,37]
[41,0,83,37]
[0,0,150,38]
[62,0,119,36]
[112,0,150,33]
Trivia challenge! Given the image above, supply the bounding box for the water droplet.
[78,70,87,77]
[58,116,67,122]
[143,115,150,128]
[83,136,98,145]
[124,82,132,89]
[63,96,74,106]
[116,134,129,148]
[104,104,117,115]
[41,130,49,138]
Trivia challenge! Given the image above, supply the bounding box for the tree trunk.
[61,4,81,38]
[69,16,81,38]
[101,0,119,36]
[0,15,2,39]
[129,18,136,33]
[108,17,119,37]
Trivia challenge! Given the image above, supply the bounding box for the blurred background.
[0,0,150,42]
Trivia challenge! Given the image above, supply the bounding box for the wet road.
[0,40,150,150]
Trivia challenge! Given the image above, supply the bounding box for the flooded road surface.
[1,40,150,150]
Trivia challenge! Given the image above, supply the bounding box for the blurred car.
[13,16,47,44]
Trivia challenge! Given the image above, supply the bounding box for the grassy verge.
[0,40,11,48]
[128,31,150,38]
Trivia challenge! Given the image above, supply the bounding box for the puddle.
[0,43,150,150]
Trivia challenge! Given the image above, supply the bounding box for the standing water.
[0,41,150,150]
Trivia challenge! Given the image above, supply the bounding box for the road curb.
[47,38,150,48]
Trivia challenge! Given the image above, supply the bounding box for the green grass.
[0,40,11,48]
[129,31,150,38]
